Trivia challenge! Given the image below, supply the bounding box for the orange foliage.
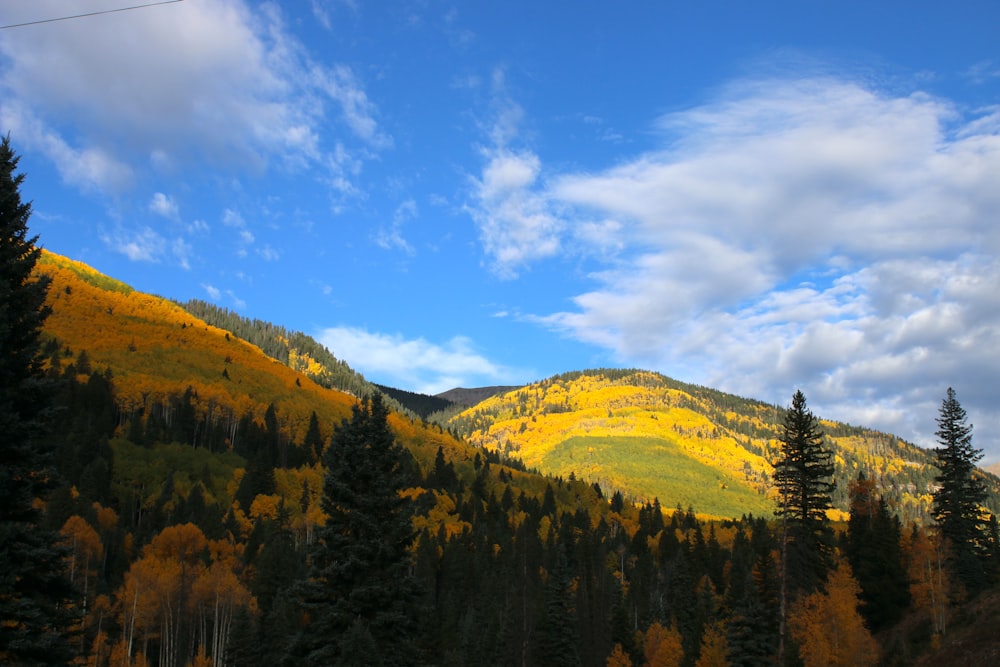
[694,622,728,667]
[37,250,356,451]
[908,527,950,637]
[60,515,103,594]
[643,621,683,667]
[607,642,634,667]
[114,523,253,667]
[788,562,878,667]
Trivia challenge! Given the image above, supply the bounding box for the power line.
[0,0,184,30]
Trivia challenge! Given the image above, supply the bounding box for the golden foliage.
[643,621,683,667]
[694,622,728,667]
[788,562,878,667]
[606,643,634,667]
[908,527,950,637]
[36,250,357,450]
[114,523,252,667]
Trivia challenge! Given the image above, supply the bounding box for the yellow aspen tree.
[694,622,729,667]
[606,643,634,667]
[788,562,878,667]
[643,621,684,667]
[908,526,950,639]
[191,560,253,667]
[60,515,104,603]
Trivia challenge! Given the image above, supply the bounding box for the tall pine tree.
[931,387,988,592]
[0,135,77,664]
[773,390,834,664]
[291,393,421,666]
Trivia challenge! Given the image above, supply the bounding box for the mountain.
[375,383,455,419]
[447,369,1000,521]
[28,250,1000,666]
[39,249,998,524]
[34,250,475,477]
[436,385,521,406]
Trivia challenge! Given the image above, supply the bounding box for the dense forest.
[20,360,1000,666]
[4,139,1000,665]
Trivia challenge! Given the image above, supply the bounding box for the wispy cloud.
[101,226,166,263]
[375,199,418,255]
[149,192,180,221]
[479,75,1000,450]
[466,68,564,278]
[316,326,519,394]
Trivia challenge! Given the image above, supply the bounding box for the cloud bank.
[470,76,1000,455]
[0,0,384,193]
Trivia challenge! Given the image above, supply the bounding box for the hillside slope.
[35,250,467,472]
[449,369,1000,520]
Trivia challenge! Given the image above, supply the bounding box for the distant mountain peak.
[435,386,520,407]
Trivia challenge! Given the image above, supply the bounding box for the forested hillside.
[449,369,1000,523]
[12,249,1000,666]
[177,299,416,418]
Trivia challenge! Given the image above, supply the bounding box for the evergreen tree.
[303,410,324,464]
[292,393,421,666]
[774,390,835,596]
[845,472,910,632]
[931,387,989,592]
[773,390,834,662]
[537,544,581,667]
[0,135,77,664]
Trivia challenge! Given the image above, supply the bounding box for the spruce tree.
[0,135,77,664]
[292,393,421,666]
[537,544,581,667]
[774,390,835,596]
[773,390,834,663]
[931,387,988,591]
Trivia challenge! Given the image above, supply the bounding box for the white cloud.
[149,192,179,221]
[226,290,247,310]
[375,199,417,254]
[0,0,386,194]
[257,244,280,261]
[172,237,193,270]
[101,226,166,263]
[0,101,133,193]
[464,68,566,278]
[484,76,1000,454]
[316,326,517,394]
[468,148,563,277]
[222,208,246,228]
[202,283,222,300]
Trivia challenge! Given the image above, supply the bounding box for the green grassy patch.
[39,251,134,294]
[541,435,773,518]
[111,438,244,509]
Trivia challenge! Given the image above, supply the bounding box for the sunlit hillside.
[34,250,468,473]
[449,369,1000,521]
[24,251,1000,667]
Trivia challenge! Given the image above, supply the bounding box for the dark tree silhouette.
[773,390,834,662]
[931,387,989,592]
[292,393,421,666]
[0,135,76,664]
[845,472,910,631]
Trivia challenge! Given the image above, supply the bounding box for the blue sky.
[2,1,999,459]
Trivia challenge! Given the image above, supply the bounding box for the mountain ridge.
[36,249,999,522]
[445,368,1000,521]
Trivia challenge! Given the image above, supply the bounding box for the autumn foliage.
[18,250,1000,666]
